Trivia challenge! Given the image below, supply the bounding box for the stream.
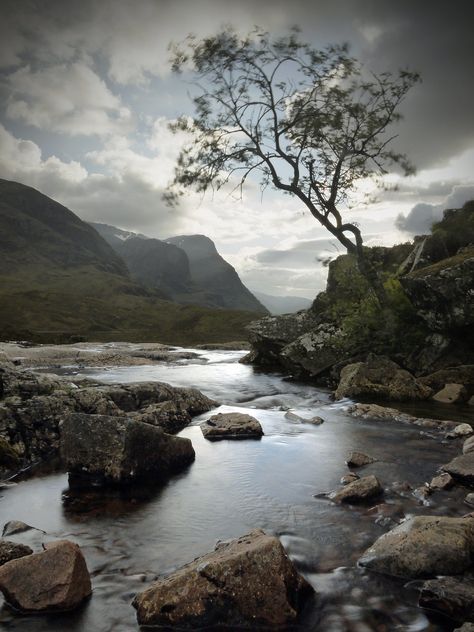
[0,346,471,631]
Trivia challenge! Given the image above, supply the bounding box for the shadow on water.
[0,347,467,631]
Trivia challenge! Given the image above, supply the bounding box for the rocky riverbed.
[0,342,473,631]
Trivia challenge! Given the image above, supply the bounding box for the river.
[0,346,469,631]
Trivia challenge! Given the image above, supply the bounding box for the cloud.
[6,62,132,136]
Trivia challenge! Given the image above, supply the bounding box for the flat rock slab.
[419,576,474,622]
[133,529,313,628]
[359,516,474,578]
[329,475,383,504]
[0,540,32,567]
[443,453,474,485]
[201,412,263,440]
[0,540,91,612]
[61,413,195,486]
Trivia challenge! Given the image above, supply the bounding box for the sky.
[1,0,473,298]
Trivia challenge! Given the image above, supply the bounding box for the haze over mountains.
[0,179,264,343]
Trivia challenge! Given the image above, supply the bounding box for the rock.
[0,540,32,566]
[420,365,474,393]
[0,540,91,612]
[366,503,405,528]
[465,493,474,507]
[464,436,474,454]
[284,411,324,425]
[419,576,474,623]
[2,521,41,537]
[335,355,432,401]
[429,472,455,491]
[469,396,474,406]
[443,453,474,485]
[61,413,195,486]
[433,383,469,404]
[348,402,459,432]
[412,486,432,504]
[0,435,20,470]
[400,246,474,331]
[358,516,474,578]
[340,473,359,485]
[133,401,195,434]
[132,529,313,628]
[329,475,383,504]
[346,451,376,467]
[455,624,474,631]
[201,412,263,440]
[447,423,474,439]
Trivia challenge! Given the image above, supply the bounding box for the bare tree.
[167,27,420,305]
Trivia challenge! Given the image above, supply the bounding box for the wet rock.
[429,472,455,491]
[0,540,91,612]
[0,435,20,471]
[358,516,474,578]
[284,411,324,425]
[348,402,459,432]
[133,401,196,434]
[443,453,474,485]
[464,436,474,454]
[346,451,376,468]
[132,529,313,628]
[340,473,359,485]
[0,540,32,566]
[366,503,405,528]
[201,412,263,440]
[433,383,469,404]
[412,485,432,504]
[420,365,474,393]
[329,475,382,504]
[465,493,474,507]
[2,521,42,537]
[455,624,474,631]
[335,355,432,401]
[446,423,474,438]
[61,413,195,486]
[419,576,474,623]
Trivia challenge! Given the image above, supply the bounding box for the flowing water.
[0,347,471,631]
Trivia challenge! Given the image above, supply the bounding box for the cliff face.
[245,202,474,383]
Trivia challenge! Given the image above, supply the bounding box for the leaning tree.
[166,28,420,305]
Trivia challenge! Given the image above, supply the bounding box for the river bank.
[0,343,473,630]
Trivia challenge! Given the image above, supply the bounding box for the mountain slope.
[0,180,258,344]
[252,291,312,315]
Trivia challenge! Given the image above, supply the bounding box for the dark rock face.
[329,475,382,504]
[0,540,91,612]
[359,516,474,578]
[400,246,474,332]
[335,355,432,401]
[132,529,313,628]
[443,453,474,485]
[0,540,32,567]
[201,412,264,440]
[419,576,474,623]
[61,413,195,485]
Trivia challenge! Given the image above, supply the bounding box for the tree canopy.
[167,27,420,304]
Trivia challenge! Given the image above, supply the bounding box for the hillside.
[252,291,312,315]
[0,180,259,344]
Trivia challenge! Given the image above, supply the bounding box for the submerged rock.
[419,576,474,623]
[201,412,263,440]
[0,540,91,612]
[429,472,455,491]
[346,450,376,468]
[443,453,474,485]
[0,540,32,567]
[132,529,313,628]
[329,475,382,504]
[359,516,474,578]
[61,413,195,486]
[335,355,432,401]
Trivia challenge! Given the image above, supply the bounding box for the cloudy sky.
[1,0,473,298]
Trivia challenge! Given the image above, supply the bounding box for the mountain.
[166,235,268,313]
[0,179,259,344]
[92,222,268,314]
[252,291,312,315]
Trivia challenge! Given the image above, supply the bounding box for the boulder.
[429,472,455,491]
[433,383,469,404]
[340,473,359,485]
[132,529,313,628]
[348,402,458,432]
[420,365,474,393]
[284,411,324,425]
[455,624,474,631]
[201,412,263,440]
[464,436,474,454]
[419,576,474,623]
[61,413,195,485]
[335,355,432,401]
[447,423,474,439]
[400,246,474,331]
[346,450,376,467]
[358,516,474,578]
[0,540,91,612]
[0,540,32,567]
[465,493,474,507]
[329,475,382,504]
[443,453,474,485]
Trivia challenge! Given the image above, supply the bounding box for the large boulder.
[419,576,474,623]
[61,413,195,485]
[335,355,432,401]
[443,453,474,485]
[400,246,474,332]
[358,516,474,578]
[132,529,313,628]
[0,540,91,612]
[0,540,32,567]
[201,412,263,440]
